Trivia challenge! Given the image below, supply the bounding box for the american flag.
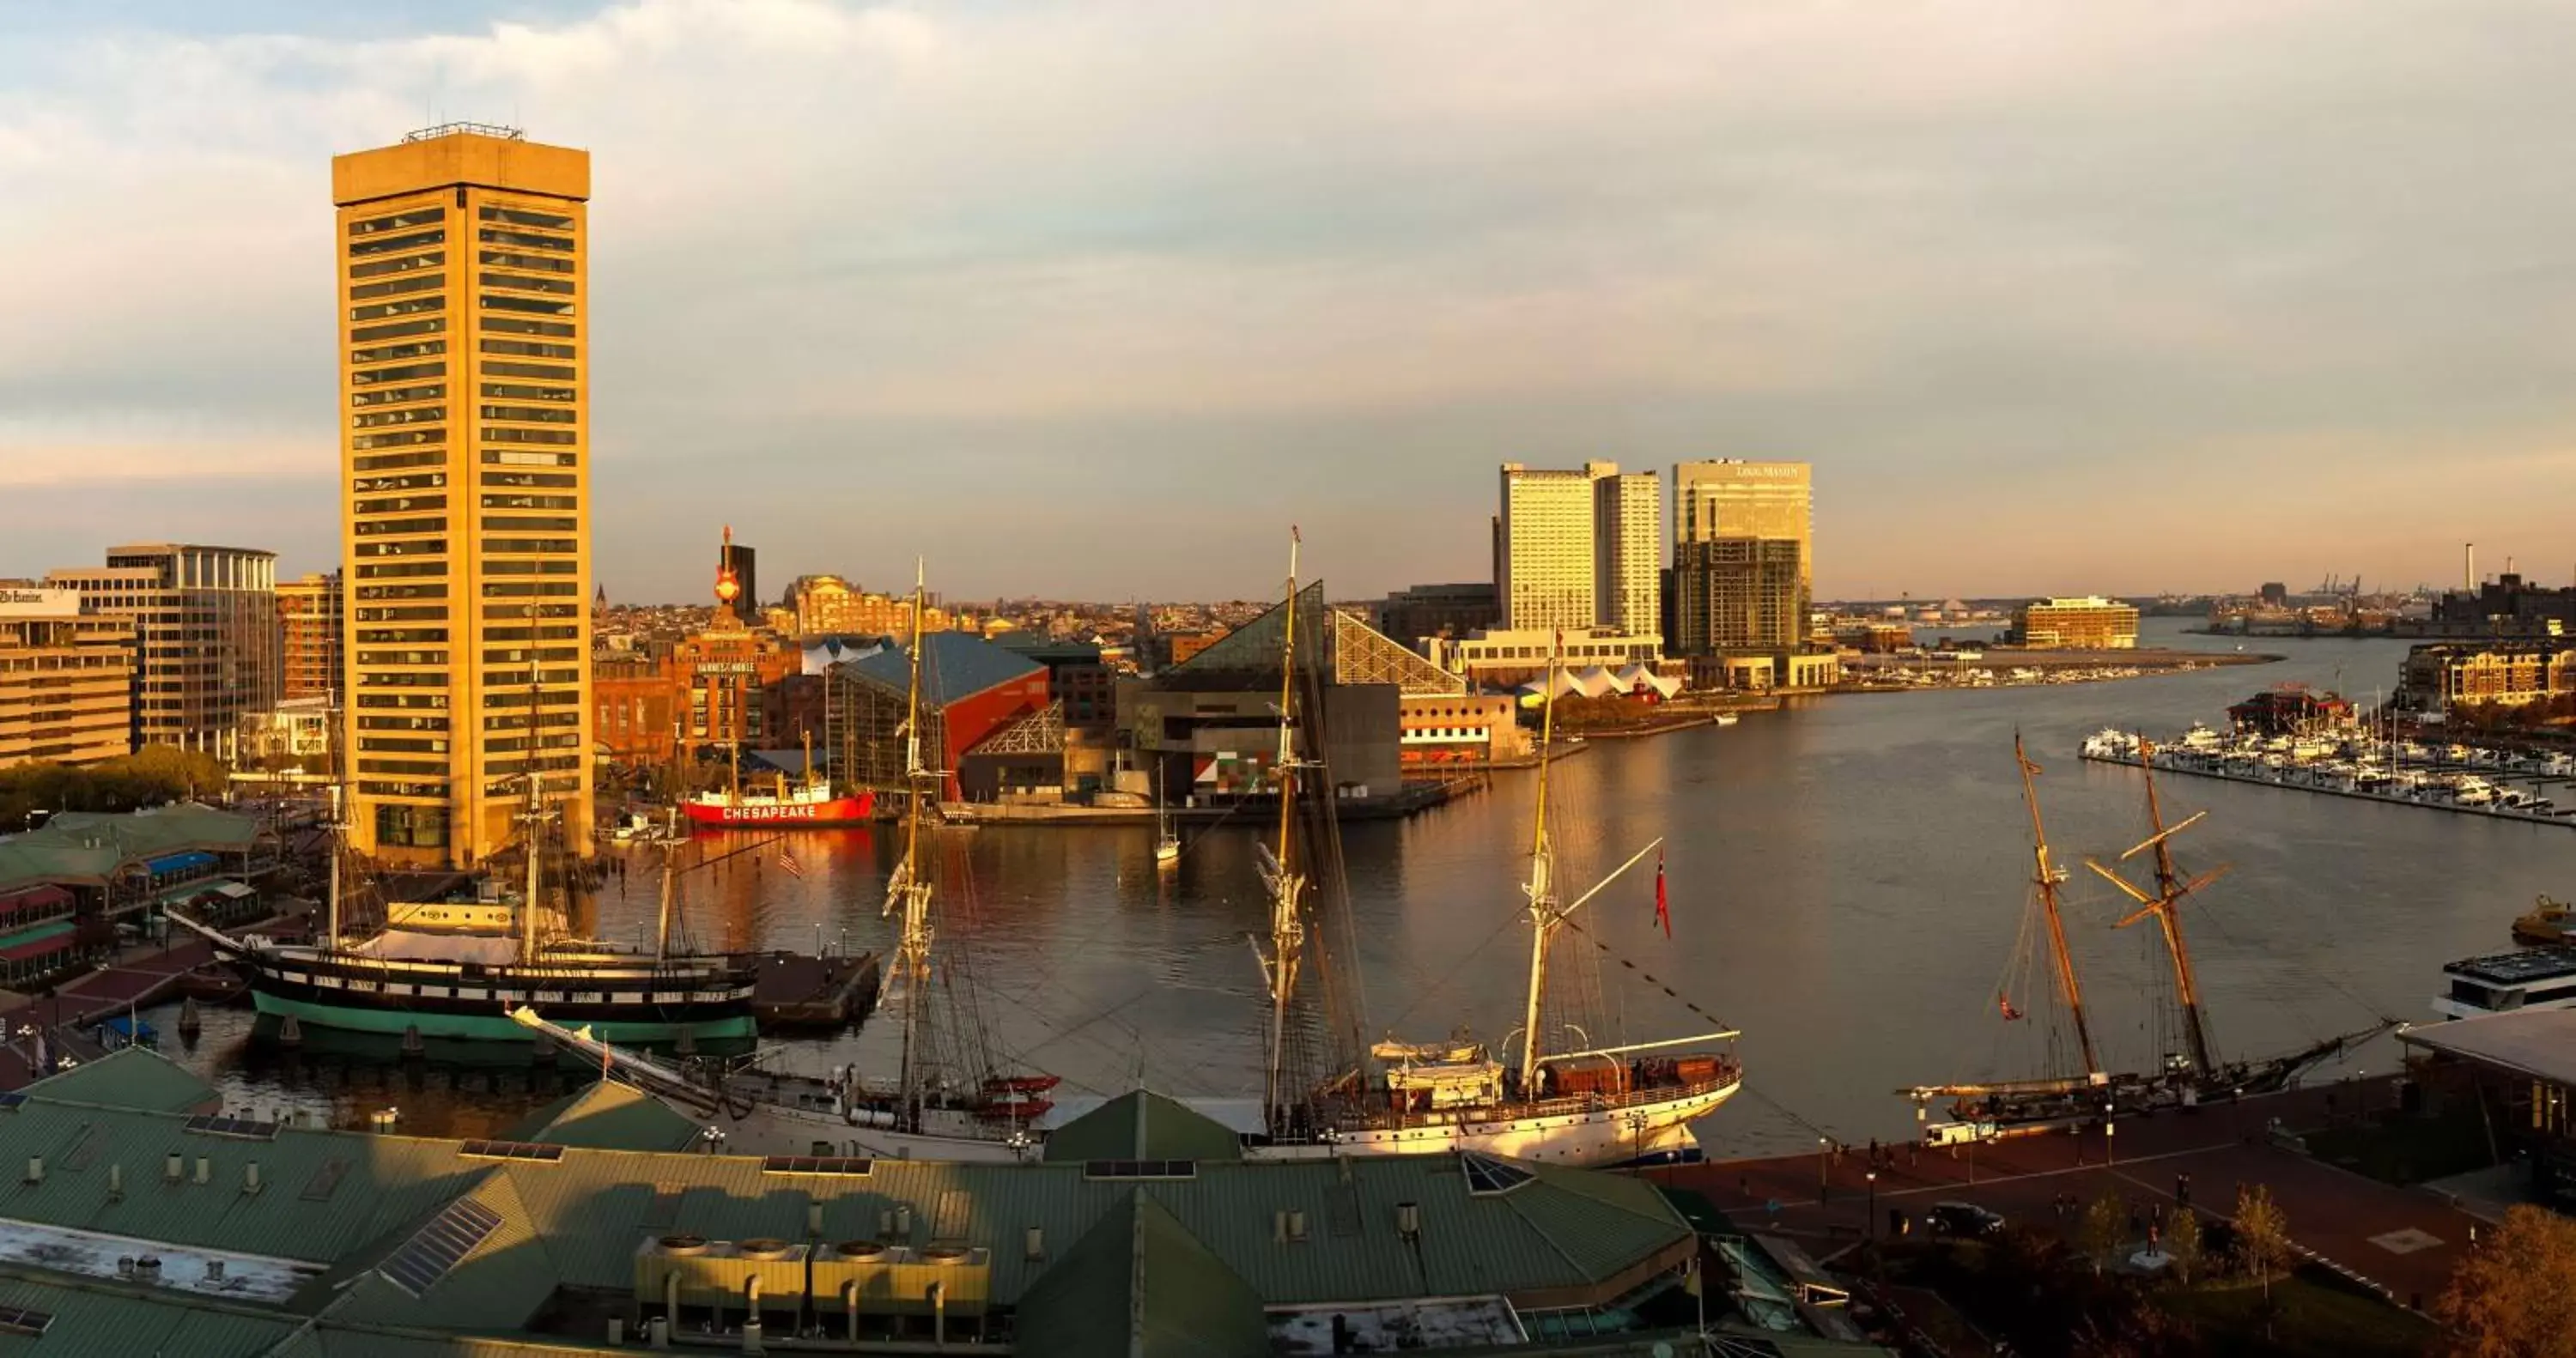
[777,849,804,878]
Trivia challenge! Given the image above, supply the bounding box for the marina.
[2079,724,2576,828]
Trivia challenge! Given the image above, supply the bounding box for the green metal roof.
[0,1092,1693,1350]
[0,803,264,894]
[21,1047,219,1116]
[333,1173,564,1336]
[0,1270,302,1356]
[1042,1090,1245,1164]
[1016,1190,1270,1358]
[506,1081,702,1153]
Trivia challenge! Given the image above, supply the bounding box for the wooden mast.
[888,559,937,1131]
[1515,633,1564,1093]
[2018,733,2098,1079]
[2087,737,2231,1076]
[1261,529,1308,1135]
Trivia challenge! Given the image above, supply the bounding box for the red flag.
[1654,849,1671,939]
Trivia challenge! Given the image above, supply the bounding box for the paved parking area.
[1663,1082,2480,1309]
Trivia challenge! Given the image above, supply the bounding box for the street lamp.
[2104,1104,2117,1167]
[1865,1169,1879,1241]
[1818,1137,1831,1204]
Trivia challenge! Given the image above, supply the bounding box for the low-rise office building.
[0,586,135,768]
[2008,596,2140,649]
[2400,641,2576,712]
[46,543,281,760]
[1425,627,1666,690]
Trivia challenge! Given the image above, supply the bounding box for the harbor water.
[157,620,2576,1153]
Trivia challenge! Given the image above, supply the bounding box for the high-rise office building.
[1668,460,1813,656]
[0,586,136,769]
[1591,464,1662,641]
[45,544,278,759]
[334,124,593,866]
[277,571,345,705]
[1497,464,1597,634]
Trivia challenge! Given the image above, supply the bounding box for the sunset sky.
[5,1,2573,603]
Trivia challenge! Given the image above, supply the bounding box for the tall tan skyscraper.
[335,124,592,866]
[1497,463,1597,634]
[1590,462,1662,641]
[1669,460,1813,655]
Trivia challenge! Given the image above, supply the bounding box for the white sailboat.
[1154,766,1181,868]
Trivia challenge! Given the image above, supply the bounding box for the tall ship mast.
[682,525,874,828]
[1901,733,2395,1141]
[1256,539,1744,1164]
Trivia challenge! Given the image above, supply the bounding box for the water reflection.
[164,621,2576,1153]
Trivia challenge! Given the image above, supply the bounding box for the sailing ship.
[522,535,1740,1167]
[179,651,758,1045]
[1899,735,2391,1140]
[1242,532,1741,1164]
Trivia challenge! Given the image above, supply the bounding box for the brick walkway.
[0,934,227,1090]
[1661,1081,2477,1310]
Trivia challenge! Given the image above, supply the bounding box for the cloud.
[3,1,2574,597]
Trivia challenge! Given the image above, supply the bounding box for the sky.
[4,1,2575,604]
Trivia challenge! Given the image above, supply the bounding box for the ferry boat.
[2434,947,2576,1019]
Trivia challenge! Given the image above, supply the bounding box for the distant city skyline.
[7,2,2576,601]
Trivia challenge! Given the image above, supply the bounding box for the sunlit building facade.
[276,571,345,705]
[334,124,593,865]
[45,544,278,759]
[0,588,135,769]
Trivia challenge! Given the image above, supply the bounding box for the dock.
[746,949,883,1031]
[2082,742,2576,830]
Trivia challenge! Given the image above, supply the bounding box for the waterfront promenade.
[1668,1080,2478,1311]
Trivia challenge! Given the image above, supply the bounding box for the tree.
[2079,1190,2129,1276]
[2435,1204,2576,1358]
[2165,1207,2203,1285]
[2233,1184,2294,1294]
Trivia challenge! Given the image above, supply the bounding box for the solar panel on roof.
[1082,1159,1196,1180]
[458,1139,565,1162]
[760,1155,873,1176]
[1461,1151,1534,1195]
[0,1305,52,1337]
[184,1114,280,1142]
[380,1197,504,1297]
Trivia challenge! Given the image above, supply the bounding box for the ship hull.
[247,986,755,1044]
[179,920,761,1046]
[680,792,872,828]
[1272,1077,1741,1165]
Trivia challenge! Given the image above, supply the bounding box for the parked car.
[1926,1201,2006,1237]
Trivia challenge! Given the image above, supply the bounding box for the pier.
[2082,735,2576,830]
